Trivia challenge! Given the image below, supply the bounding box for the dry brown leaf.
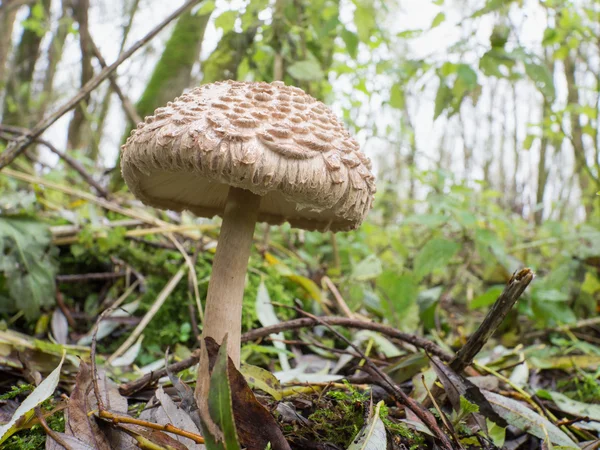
[204,337,291,450]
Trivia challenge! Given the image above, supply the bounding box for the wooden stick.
[450,268,534,372]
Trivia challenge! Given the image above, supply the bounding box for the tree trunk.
[0,1,21,93]
[67,0,94,151]
[2,0,52,126]
[36,1,71,121]
[564,53,599,218]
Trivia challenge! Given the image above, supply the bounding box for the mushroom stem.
[201,186,261,367]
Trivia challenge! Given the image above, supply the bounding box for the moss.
[306,389,366,447]
[2,399,64,450]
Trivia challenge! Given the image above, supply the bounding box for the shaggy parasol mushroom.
[121,80,376,367]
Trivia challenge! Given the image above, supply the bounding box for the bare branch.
[0,124,110,197]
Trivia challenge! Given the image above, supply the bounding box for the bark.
[564,53,599,217]
[135,10,211,119]
[36,0,71,121]
[67,0,94,151]
[2,0,52,126]
[0,1,22,92]
[535,99,551,225]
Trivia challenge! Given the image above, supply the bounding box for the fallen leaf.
[51,309,68,345]
[0,352,65,444]
[549,391,600,432]
[347,401,387,450]
[204,337,291,450]
[255,281,290,371]
[483,390,579,448]
[66,361,111,450]
[240,364,283,400]
[155,386,205,449]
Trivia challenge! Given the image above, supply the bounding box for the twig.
[0,124,109,197]
[87,35,142,124]
[450,268,534,372]
[107,267,186,364]
[55,288,76,328]
[168,233,203,323]
[242,316,452,360]
[100,411,205,444]
[524,316,600,339]
[119,314,453,396]
[421,376,463,449]
[34,406,71,449]
[57,272,126,282]
[100,278,141,310]
[322,276,354,318]
[0,0,202,169]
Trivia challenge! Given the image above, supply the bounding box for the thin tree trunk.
[36,1,71,121]
[564,53,598,218]
[535,99,551,225]
[2,0,52,126]
[511,83,520,209]
[483,81,497,186]
[67,0,94,151]
[0,1,21,94]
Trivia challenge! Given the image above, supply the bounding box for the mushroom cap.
[121,80,376,232]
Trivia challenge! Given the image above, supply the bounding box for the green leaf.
[341,29,359,59]
[486,419,506,448]
[483,391,579,448]
[389,84,405,109]
[430,12,445,29]
[548,392,600,432]
[215,10,238,34]
[207,337,240,450]
[434,81,453,119]
[414,238,460,281]
[0,216,58,319]
[523,134,536,150]
[377,272,418,314]
[354,2,376,42]
[287,59,325,81]
[470,285,504,309]
[352,255,383,281]
[524,61,555,101]
[458,396,479,420]
[240,364,283,400]
[456,64,478,89]
[194,0,216,15]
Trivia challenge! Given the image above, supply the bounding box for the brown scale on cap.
[121,80,376,232]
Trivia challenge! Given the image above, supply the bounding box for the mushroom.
[121,80,376,367]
